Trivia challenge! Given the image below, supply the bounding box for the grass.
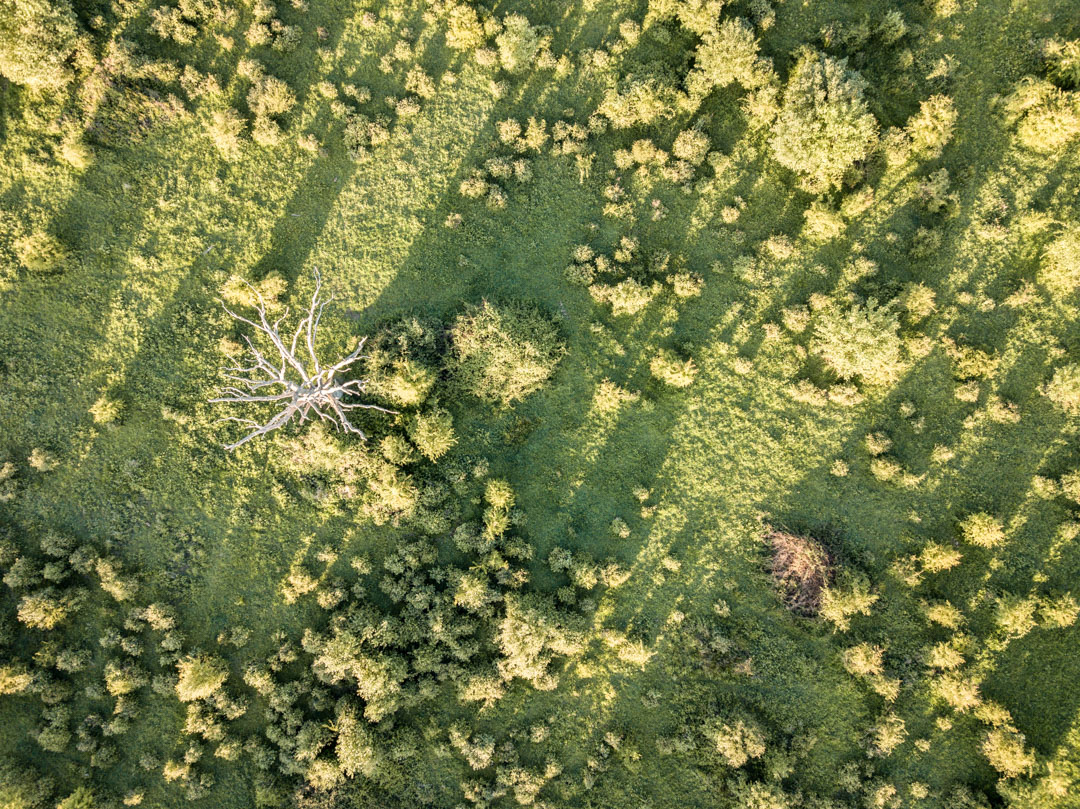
[2,0,1080,806]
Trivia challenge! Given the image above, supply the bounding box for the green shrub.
[865,713,906,757]
[0,662,32,694]
[650,349,698,388]
[1003,77,1080,152]
[206,107,244,159]
[995,594,1038,638]
[105,660,149,696]
[1040,226,1080,296]
[928,600,963,626]
[906,94,957,157]
[445,3,483,51]
[705,717,767,767]
[176,654,229,702]
[0,0,80,91]
[819,575,878,631]
[366,317,441,408]
[687,17,771,100]
[959,513,1005,548]
[448,301,564,406]
[842,643,884,678]
[1044,38,1080,88]
[496,14,538,74]
[589,278,656,316]
[336,705,382,777]
[982,728,1036,778]
[247,74,296,119]
[1045,364,1080,412]
[17,587,73,629]
[362,462,418,524]
[933,673,981,712]
[769,50,879,191]
[0,763,53,808]
[496,593,585,689]
[1040,593,1079,628]
[13,231,66,273]
[408,408,456,461]
[921,542,962,572]
[811,300,901,385]
[599,74,680,129]
[925,641,964,670]
[672,129,710,165]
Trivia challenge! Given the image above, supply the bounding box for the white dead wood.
[211,269,394,450]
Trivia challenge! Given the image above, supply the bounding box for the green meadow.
[1,0,1080,808]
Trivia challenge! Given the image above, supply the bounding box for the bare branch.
[211,270,397,450]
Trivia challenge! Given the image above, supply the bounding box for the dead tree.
[211,270,393,450]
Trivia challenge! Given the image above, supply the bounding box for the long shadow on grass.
[766,340,1080,762]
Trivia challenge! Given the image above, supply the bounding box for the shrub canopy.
[448,301,565,406]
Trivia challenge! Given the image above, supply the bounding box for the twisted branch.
[211,269,395,451]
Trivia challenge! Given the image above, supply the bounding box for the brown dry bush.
[766,528,834,615]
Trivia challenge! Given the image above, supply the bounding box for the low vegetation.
[1,0,1079,808]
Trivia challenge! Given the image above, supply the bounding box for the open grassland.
[2,0,1080,808]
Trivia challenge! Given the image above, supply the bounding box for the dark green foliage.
[0,762,53,809]
[366,317,442,408]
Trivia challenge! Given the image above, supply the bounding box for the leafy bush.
[445,4,483,51]
[496,14,538,74]
[366,317,441,408]
[206,108,244,159]
[705,717,767,767]
[865,713,906,757]
[448,301,564,406]
[959,513,1005,548]
[1040,226,1080,296]
[1045,364,1080,412]
[176,654,229,702]
[687,17,771,100]
[672,130,709,166]
[17,587,76,629]
[819,574,878,631]
[650,349,698,388]
[408,408,456,461]
[588,278,656,316]
[13,231,66,273]
[1044,38,1080,88]
[496,594,585,689]
[599,74,680,129]
[811,300,901,385]
[907,94,957,157]
[982,728,1036,777]
[769,50,879,191]
[1002,77,1080,152]
[247,74,296,119]
[843,643,884,678]
[0,0,80,91]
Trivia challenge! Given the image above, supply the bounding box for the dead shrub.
[767,528,834,614]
